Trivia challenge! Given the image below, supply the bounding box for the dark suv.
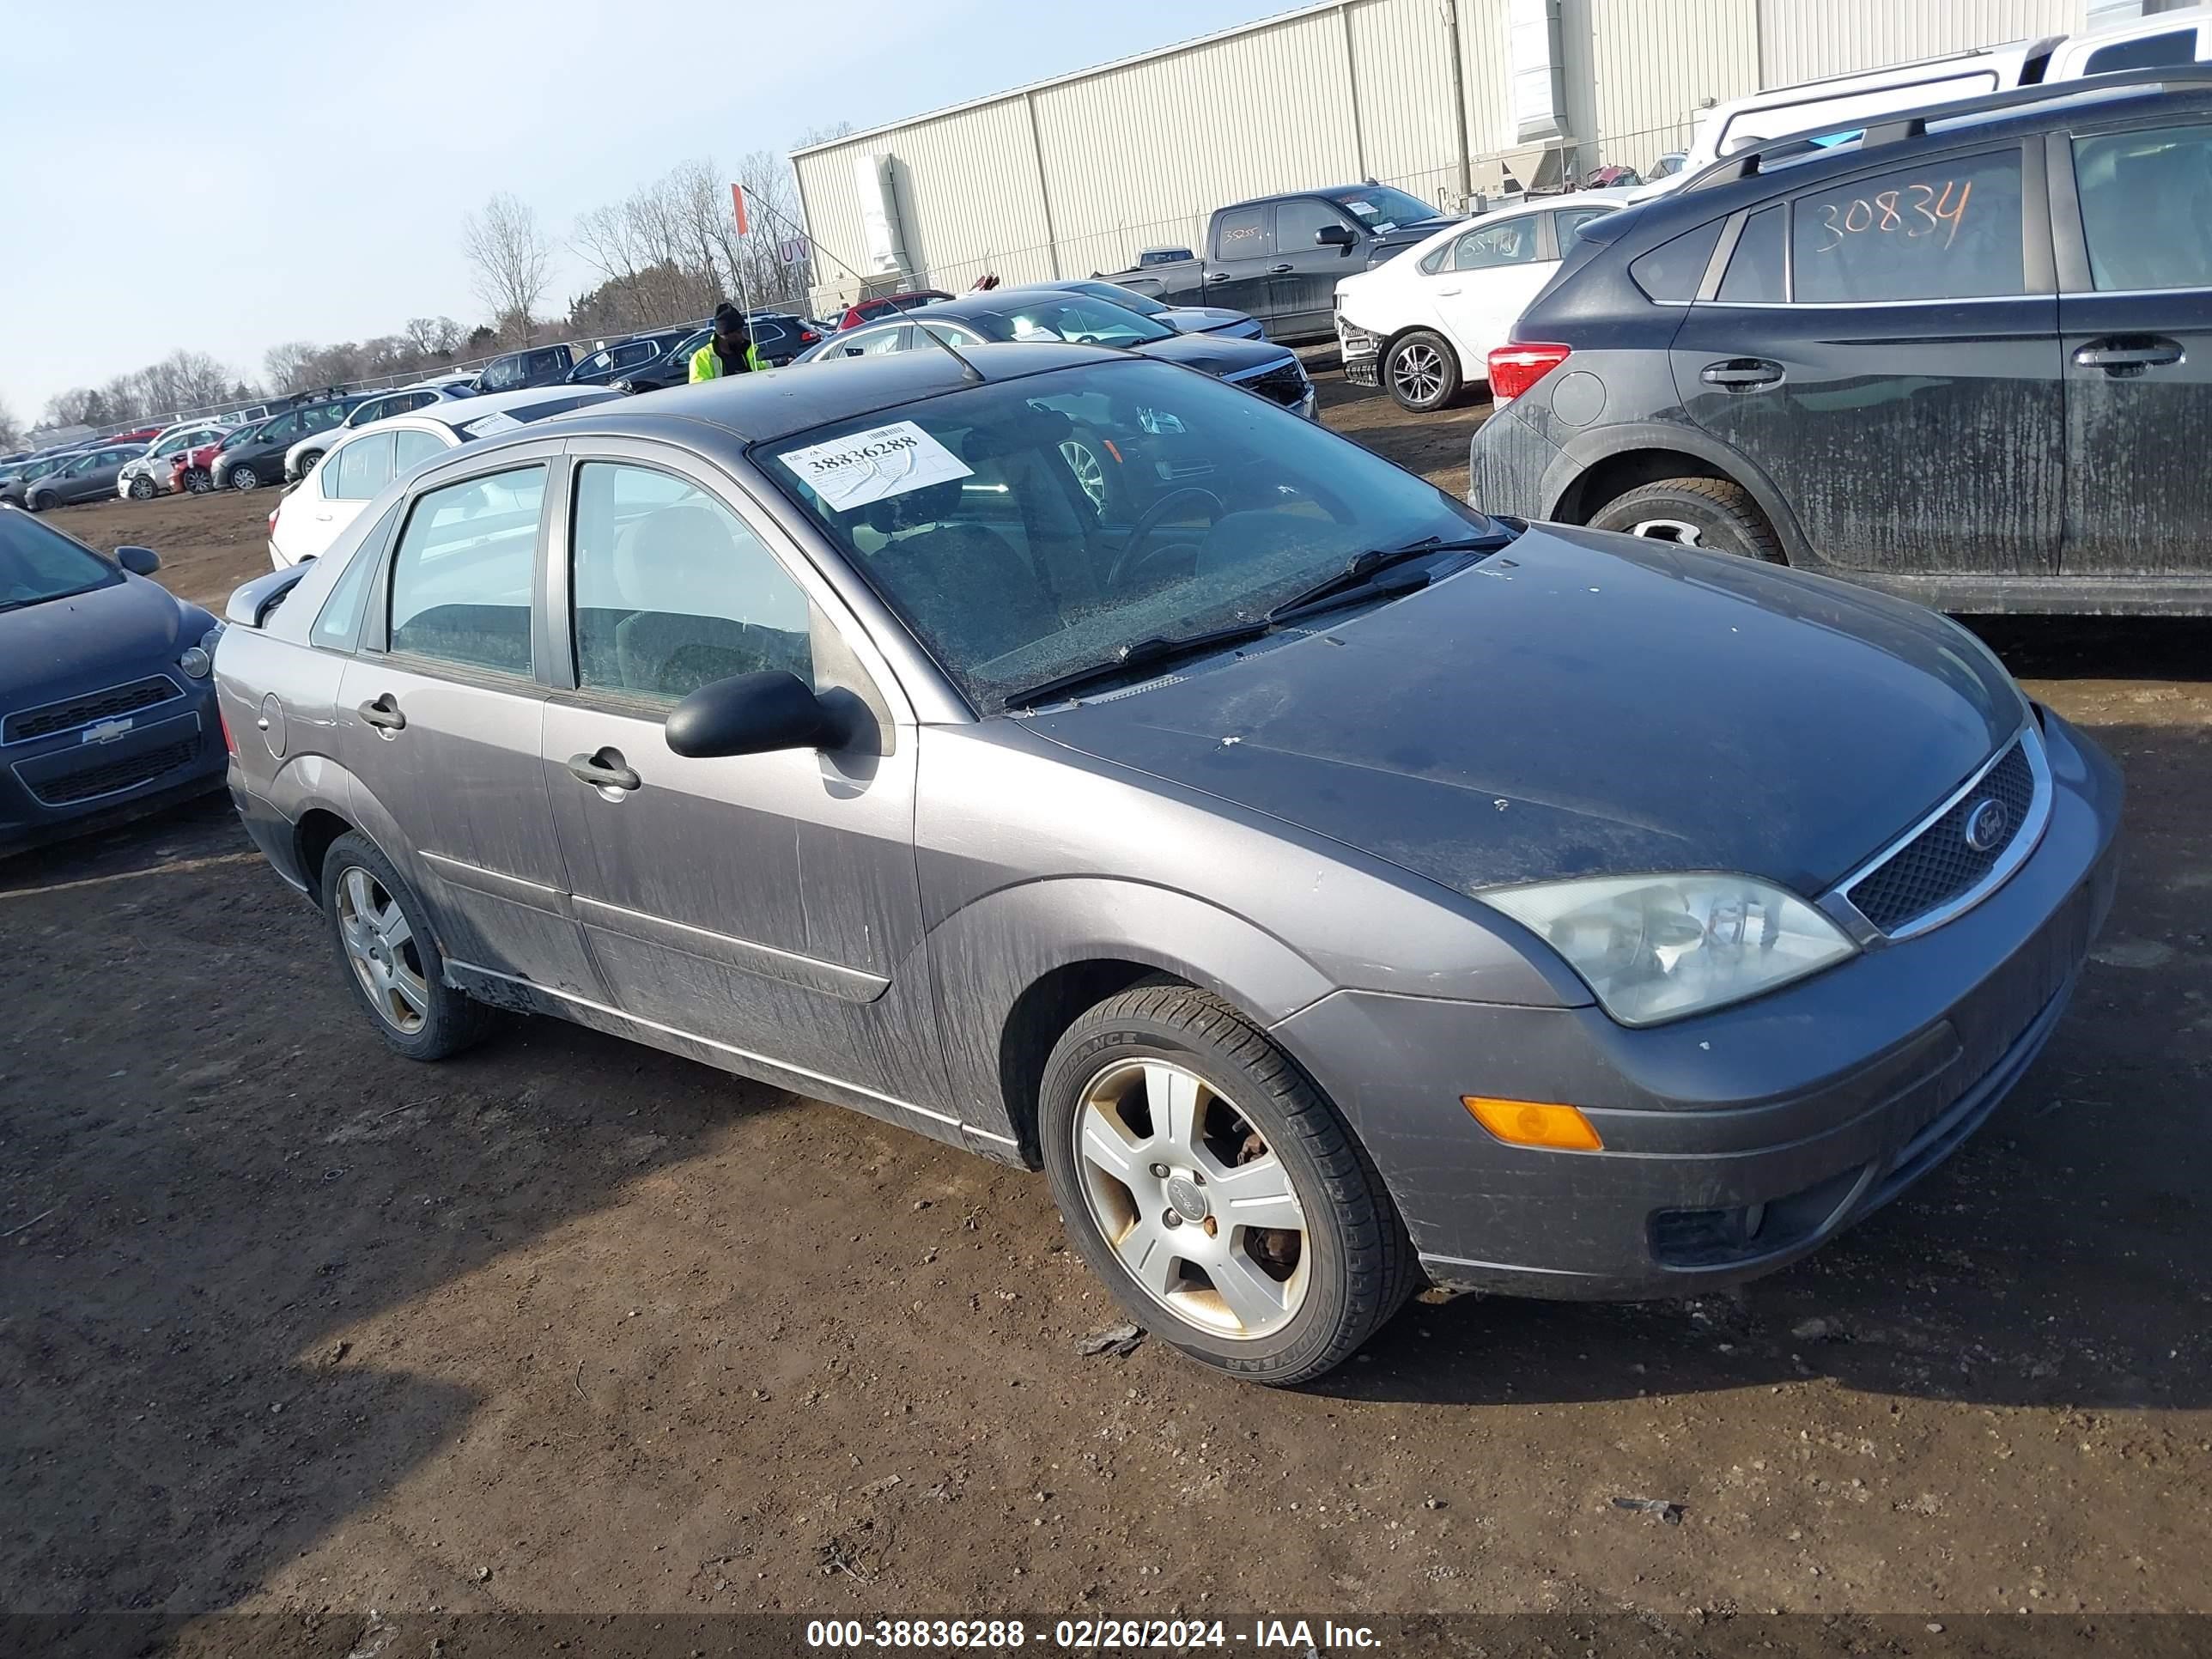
[1468,68,2212,614]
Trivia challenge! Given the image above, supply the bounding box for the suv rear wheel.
[1040,984,1416,1385]
[1588,477,1784,562]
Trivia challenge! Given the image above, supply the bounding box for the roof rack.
[1689,63,2212,191]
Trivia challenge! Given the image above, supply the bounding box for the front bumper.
[1,690,226,854]
[1273,707,2124,1298]
[1336,318,1382,388]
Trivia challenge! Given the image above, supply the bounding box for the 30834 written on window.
[1790,150,2025,304]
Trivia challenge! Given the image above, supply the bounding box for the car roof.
[458,342,1124,453]
[343,385,626,439]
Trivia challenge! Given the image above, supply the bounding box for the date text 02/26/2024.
[805,1618,1382,1650]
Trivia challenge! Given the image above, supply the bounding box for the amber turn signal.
[1462,1096,1604,1152]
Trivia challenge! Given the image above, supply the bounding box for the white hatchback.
[268,386,623,568]
[1333,190,1631,412]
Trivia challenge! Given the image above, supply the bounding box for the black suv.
[1468,68,2212,614]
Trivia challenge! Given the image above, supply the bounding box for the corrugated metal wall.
[1591,0,1761,161]
[1758,0,2087,84]
[790,0,2120,309]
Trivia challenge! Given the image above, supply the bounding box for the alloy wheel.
[1391,343,1445,406]
[231,465,259,491]
[1626,517,1704,546]
[334,865,431,1035]
[1059,438,1109,512]
[128,474,156,500]
[1072,1056,1310,1340]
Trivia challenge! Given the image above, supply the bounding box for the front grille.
[27,738,201,805]
[1847,739,2037,934]
[4,675,181,744]
[1238,362,1309,407]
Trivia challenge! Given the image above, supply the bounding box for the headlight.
[1480,873,1856,1026]
[179,624,222,679]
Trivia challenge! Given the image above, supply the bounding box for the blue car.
[0,507,226,854]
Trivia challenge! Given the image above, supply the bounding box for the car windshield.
[949,296,1176,348]
[757,358,1496,711]
[0,513,117,611]
[221,424,264,450]
[1331,185,1436,230]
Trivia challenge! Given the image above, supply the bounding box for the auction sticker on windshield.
[779,419,973,512]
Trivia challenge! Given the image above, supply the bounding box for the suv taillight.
[799,329,818,343]
[1487,343,1572,405]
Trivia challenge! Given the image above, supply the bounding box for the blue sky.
[0,0,1277,424]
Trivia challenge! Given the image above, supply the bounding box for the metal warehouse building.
[792,0,2168,309]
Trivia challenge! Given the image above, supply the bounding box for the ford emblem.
[1963,798,2009,854]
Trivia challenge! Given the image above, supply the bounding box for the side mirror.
[665,670,836,758]
[115,545,161,575]
[1316,223,1358,249]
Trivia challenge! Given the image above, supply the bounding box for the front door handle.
[1700,358,1784,391]
[1270,263,1294,274]
[356,693,405,732]
[567,748,641,792]
[2073,336,2185,376]
[1206,271,1231,283]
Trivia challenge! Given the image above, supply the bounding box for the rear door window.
[1214,206,1275,260]
[329,433,397,500]
[1790,149,2026,302]
[2072,124,2212,291]
[392,428,448,472]
[1717,204,1788,302]
[387,465,546,677]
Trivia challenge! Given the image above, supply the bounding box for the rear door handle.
[356,693,405,732]
[2073,336,2185,376]
[1437,286,1462,296]
[1206,271,1231,283]
[1270,263,1294,274]
[1700,358,1784,390]
[567,748,641,792]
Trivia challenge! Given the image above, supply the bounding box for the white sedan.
[1333,190,1630,412]
[268,386,622,568]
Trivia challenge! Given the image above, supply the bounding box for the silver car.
[214,343,2119,1385]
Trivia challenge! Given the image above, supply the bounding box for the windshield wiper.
[1003,619,1273,709]
[1265,532,1514,623]
[1000,531,1516,711]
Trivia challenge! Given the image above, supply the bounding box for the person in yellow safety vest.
[690,302,769,381]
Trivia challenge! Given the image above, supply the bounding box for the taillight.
[799,329,818,343]
[268,507,280,534]
[1487,343,1572,404]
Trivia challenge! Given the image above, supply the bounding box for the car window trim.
[359,439,565,692]
[546,435,918,731]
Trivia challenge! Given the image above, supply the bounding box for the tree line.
[9,130,851,444]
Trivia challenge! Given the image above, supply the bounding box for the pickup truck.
[1097,183,1458,343]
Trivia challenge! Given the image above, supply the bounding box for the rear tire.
[185,468,213,494]
[1040,984,1416,1386]
[1383,328,1463,413]
[319,831,494,1061]
[1587,477,1784,562]
[293,450,322,480]
[128,474,157,501]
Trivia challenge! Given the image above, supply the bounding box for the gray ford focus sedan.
[214,343,2120,1385]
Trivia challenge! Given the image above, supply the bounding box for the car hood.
[1024,526,2023,899]
[1132,332,1295,379]
[0,575,209,711]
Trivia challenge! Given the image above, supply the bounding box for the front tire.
[1587,477,1784,562]
[230,465,260,491]
[1040,985,1416,1385]
[185,467,213,494]
[320,831,493,1061]
[292,450,322,480]
[25,491,52,513]
[1383,328,1462,413]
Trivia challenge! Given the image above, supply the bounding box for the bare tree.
[0,397,23,452]
[461,192,553,343]
[403,316,464,358]
[264,342,317,393]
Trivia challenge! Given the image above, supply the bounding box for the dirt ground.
[4,376,2209,1647]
